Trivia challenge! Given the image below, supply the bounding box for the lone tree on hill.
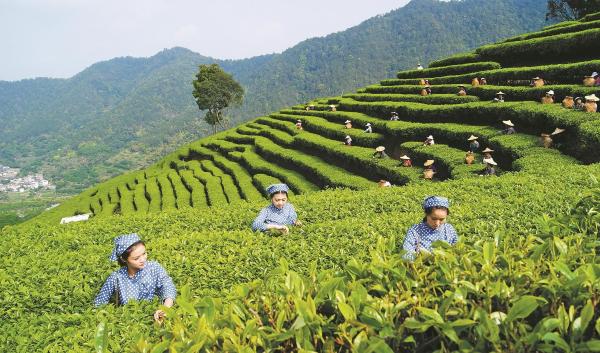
[546,0,600,20]
[192,64,244,134]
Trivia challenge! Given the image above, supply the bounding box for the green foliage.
[383,59,600,85]
[428,52,482,68]
[504,19,600,42]
[396,61,501,79]
[476,28,600,65]
[0,0,549,196]
[546,2,600,21]
[345,92,480,104]
[192,63,245,133]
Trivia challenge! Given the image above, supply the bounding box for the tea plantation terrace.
[3,13,600,352]
[33,12,600,224]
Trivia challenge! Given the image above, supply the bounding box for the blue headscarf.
[423,196,450,210]
[266,183,289,196]
[109,233,142,261]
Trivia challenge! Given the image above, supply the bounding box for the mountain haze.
[0,0,549,193]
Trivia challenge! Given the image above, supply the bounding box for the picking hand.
[154,309,166,324]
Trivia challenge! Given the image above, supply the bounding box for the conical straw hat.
[423,159,435,167]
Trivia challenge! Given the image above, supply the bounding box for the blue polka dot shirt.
[94,261,177,306]
[251,203,298,232]
[403,222,458,261]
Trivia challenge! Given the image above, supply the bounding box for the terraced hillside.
[3,14,600,353]
[33,12,600,225]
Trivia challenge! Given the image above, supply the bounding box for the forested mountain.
[0,0,549,193]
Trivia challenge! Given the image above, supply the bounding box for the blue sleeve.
[251,207,269,232]
[402,226,419,261]
[155,263,177,301]
[287,204,298,225]
[445,224,458,245]
[94,272,116,307]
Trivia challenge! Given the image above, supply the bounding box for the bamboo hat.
[423,159,435,167]
[551,128,566,135]
[502,120,514,126]
[375,146,385,152]
[345,135,351,139]
[496,91,505,96]
[482,147,494,153]
[426,135,434,140]
[532,76,542,80]
[585,94,599,102]
[400,155,411,160]
[467,135,478,141]
[592,72,599,77]
[541,133,551,137]
[366,123,371,126]
[344,120,351,124]
[297,119,302,123]
[546,90,555,96]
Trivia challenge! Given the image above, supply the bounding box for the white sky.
[0,0,409,81]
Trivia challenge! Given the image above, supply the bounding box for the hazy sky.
[0,0,409,81]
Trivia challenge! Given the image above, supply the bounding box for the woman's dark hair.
[423,206,449,222]
[270,190,288,199]
[117,240,145,267]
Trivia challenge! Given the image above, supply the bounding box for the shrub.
[133,182,149,214]
[428,52,482,68]
[178,169,208,208]
[157,175,176,211]
[167,171,191,209]
[397,62,501,79]
[503,20,600,43]
[145,178,162,212]
[344,92,480,104]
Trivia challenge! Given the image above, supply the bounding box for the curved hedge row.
[503,19,600,43]
[428,52,481,68]
[364,83,599,102]
[199,159,243,204]
[178,169,207,208]
[381,60,600,86]
[271,112,384,147]
[145,177,161,213]
[396,62,501,79]
[344,92,480,104]
[476,28,600,65]
[185,160,229,207]
[167,170,191,210]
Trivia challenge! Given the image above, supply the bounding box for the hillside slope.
[0,0,549,193]
[2,13,600,351]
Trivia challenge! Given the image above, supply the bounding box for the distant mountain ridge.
[0,0,549,193]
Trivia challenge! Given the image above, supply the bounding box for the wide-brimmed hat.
[551,128,566,135]
[575,96,583,101]
[423,159,435,167]
[297,119,302,123]
[585,94,599,102]
[366,123,371,126]
[266,183,289,196]
[532,76,542,80]
[502,120,514,126]
[541,133,551,137]
[546,90,555,96]
[400,155,411,160]
[345,135,351,139]
[110,233,142,261]
[482,147,494,153]
[496,91,505,96]
[483,158,497,166]
[344,120,351,124]
[375,146,385,152]
[329,104,336,108]
[423,196,449,210]
[391,111,398,115]
[426,135,434,139]
[467,135,478,141]
[592,72,599,77]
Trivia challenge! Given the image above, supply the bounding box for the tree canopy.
[546,0,600,20]
[192,64,244,133]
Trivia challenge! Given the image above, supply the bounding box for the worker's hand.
[278,225,290,234]
[154,309,166,324]
[294,220,303,227]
